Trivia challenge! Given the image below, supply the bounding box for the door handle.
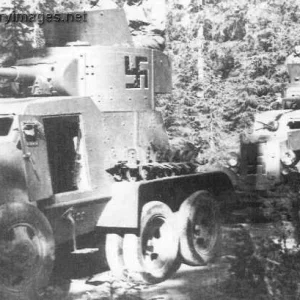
[23,152,40,181]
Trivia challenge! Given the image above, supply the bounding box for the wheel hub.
[142,216,169,270]
[193,207,216,252]
[0,224,42,290]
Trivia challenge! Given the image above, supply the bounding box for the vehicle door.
[19,115,53,201]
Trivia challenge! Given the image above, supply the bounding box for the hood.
[255,109,293,123]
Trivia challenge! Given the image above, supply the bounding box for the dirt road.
[43,222,293,300]
[47,262,229,300]
[44,223,270,300]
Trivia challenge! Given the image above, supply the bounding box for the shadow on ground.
[42,226,256,300]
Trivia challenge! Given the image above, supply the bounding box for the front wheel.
[123,201,180,284]
[0,202,55,300]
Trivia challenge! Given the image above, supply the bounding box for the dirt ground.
[43,221,289,300]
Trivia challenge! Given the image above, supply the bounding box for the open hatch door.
[19,115,53,201]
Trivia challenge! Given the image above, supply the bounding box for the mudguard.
[97,181,141,229]
[97,171,234,230]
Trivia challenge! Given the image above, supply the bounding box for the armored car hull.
[0,8,236,299]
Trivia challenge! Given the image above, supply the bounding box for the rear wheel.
[123,201,180,284]
[178,191,220,266]
[0,203,55,300]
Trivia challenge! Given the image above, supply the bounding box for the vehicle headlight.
[281,149,296,166]
[228,158,238,167]
[227,152,239,167]
[267,120,279,131]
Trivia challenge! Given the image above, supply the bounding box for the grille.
[241,142,266,175]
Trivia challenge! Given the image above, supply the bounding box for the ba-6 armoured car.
[0,8,235,299]
[238,110,300,191]
[231,58,300,192]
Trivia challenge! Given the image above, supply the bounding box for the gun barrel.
[0,67,36,80]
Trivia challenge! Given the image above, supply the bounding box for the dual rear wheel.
[178,190,221,266]
[105,190,221,284]
[106,201,180,283]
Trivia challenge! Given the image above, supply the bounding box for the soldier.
[123,0,166,51]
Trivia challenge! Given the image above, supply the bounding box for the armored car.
[232,57,300,192]
[0,8,235,299]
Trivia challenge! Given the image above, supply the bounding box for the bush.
[223,187,300,299]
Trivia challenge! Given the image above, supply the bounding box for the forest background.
[0,0,299,164]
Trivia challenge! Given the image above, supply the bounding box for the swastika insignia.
[125,56,149,89]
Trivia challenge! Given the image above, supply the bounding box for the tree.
[163,0,300,163]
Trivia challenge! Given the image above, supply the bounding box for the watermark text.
[0,12,88,25]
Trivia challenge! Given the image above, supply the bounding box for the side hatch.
[42,115,89,194]
[19,115,53,201]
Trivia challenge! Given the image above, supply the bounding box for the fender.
[97,171,234,231]
[205,166,239,189]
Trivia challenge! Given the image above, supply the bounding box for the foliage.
[224,225,300,299]
[162,0,300,163]
[0,0,33,62]
[0,0,74,64]
[221,186,300,299]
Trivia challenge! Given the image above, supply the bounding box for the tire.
[123,201,180,284]
[178,190,220,266]
[105,233,125,279]
[216,190,240,223]
[0,202,55,300]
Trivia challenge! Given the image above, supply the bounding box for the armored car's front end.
[238,110,300,191]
